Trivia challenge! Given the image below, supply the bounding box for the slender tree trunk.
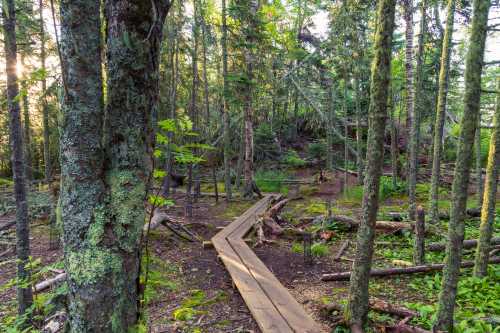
[60,0,171,330]
[343,73,349,192]
[40,0,51,182]
[475,116,484,207]
[201,5,210,127]
[345,0,396,328]
[20,56,32,181]
[474,77,500,277]
[222,0,232,200]
[389,85,398,189]
[404,0,417,220]
[429,0,455,224]
[326,82,334,172]
[3,0,34,317]
[354,74,364,184]
[433,0,491,330]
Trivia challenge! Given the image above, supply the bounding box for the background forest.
[0,0,499,332]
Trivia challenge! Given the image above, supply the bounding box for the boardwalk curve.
[212,195,322,333]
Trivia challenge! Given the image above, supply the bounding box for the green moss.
[67,248,122,286]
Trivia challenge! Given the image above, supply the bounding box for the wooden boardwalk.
[212,195,322,333]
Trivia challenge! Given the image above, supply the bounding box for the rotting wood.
[321,257,500,281]
[322,298,417,318]
[427,237,500,252]
[34,273,67,293]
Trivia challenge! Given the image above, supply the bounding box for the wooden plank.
[228,195,275,240]
[228,239,322,333]
[212,237,293,332]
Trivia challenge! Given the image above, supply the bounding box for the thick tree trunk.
[404,0,417,220]
[3,0,34,316]
[474,77,500,277]
[242,0,259,198]
[60,0,171,331]
[40,0,51,182]
[345,0,396,328]
[429,0,455,224]
[222,0,232,200]
[433,0,491,330]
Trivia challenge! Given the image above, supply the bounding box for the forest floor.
[0,167,499,332]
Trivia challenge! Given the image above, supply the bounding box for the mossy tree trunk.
[433,0,491,330]
[345,0,396,329]
[3,0,34,317]
[20,56,32,181]
[222,0,232,200]
[429,0,455,225]
[474,77,500,277]
[60,0,171,331]
[354,74,364,184]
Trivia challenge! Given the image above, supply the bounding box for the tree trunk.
[201,5,210,127]
[433,0,491,330]
[242,0,259,198]
[40,0,51,182]
[60,0,171,330]
[222,0,232,200]
[474,116,484,207]
[3,0,34,316]
[20,56,33,182]
[474,77,500,277]
[343,72,349,193]
[404,0,417,220]
[354,74,364,184]
[345,0,396,328]
[429,0,455,224]
[389,86,398,189]
[413,206,425,265]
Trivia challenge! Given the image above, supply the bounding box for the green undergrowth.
[0,177,13,187]
[216,200,253,219]
[200,181,225,194]
[405,265,500,332]
[282,149,307,168]
[291,241,329,257]
[254,169,289,194]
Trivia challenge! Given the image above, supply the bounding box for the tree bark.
[474,115,484,207]
[429,0,455,224]
[345,0,396,328]
[40,0,51,182]
[433,0,491,330]
[60,0,171,330]
[428,237,500,252]
[20,56,32,181]
[222,0,232,200]
[413,206,425,265]
[474,77,500,277]
[404,0,417,220]
[2,0,34,316]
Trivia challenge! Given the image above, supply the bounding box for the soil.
[0,168,488,332]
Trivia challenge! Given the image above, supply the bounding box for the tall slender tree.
[39,0,51,182]
[222,0,232,200]
[474,115,484,207]
[345,0,396,329]
[3,0,34,317]
[429,0,455,224]
[474,77,500,277]
[433,0,491,330]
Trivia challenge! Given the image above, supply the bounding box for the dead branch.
[321,257,500,281]
[34,272,67,293]
[334,240,349,261]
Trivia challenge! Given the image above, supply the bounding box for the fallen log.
[321,257,500,281]
[387,208,481,221]
[0,220,15,232]
[427,237,500,252]
[34,273,67,293]
[143,210,195,242]
[334,240,349,261]
[322,297,417,318]
[330,214,413,232]
[267,198,290,219]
